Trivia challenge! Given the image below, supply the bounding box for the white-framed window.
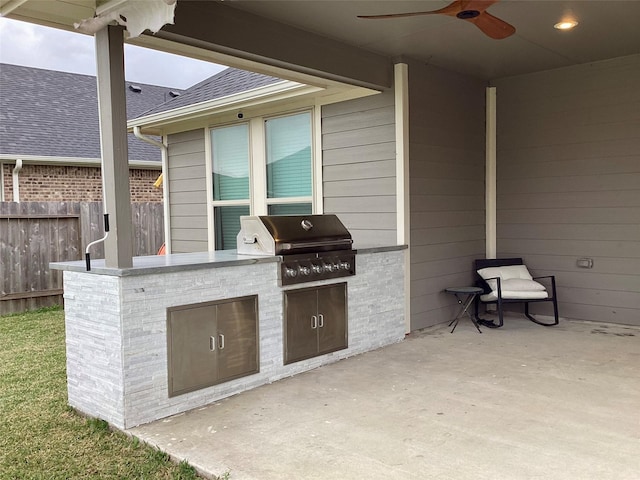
[209,109,314,250]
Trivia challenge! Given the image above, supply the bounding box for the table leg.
[450,293,482,334]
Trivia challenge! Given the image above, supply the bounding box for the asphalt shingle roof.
[138,67,282,117]
[0,63,183,161]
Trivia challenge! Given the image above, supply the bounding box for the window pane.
[214,205,250,250]
[265,112,311,199]
[211,124,250,201]
[268,203,312,216]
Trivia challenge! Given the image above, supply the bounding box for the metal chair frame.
[473,258,559,328]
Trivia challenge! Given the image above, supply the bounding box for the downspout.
[0,162,4,201]
[134,126,171,253]
[12,158,22,202]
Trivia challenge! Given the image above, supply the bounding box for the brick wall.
[1,163,162,202]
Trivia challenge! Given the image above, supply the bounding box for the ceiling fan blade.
[357,0,500,19]
[467,11,515,39]
[356,0,515,40]
[358,0,463,19]
[357,10,444,20]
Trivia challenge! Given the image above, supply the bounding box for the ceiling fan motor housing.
[457,10,481,19]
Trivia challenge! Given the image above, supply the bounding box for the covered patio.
[3,2,638,476]
[129,317,639,480]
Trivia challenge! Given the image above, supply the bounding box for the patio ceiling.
[3,1,640,81]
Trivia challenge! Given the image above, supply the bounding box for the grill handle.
[280,239,353,251]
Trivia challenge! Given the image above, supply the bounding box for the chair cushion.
[477,265,533,281]
[481,290,549,301]
[501,278,546,291]
[477,265,548,300]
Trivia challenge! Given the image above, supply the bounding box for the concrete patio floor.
[128,317,640,480]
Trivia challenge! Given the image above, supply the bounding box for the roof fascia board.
[132,85,380,137]
[128,81,323,130]
[0,154,161,169]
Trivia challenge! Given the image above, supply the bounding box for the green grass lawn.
[0,306,202,479]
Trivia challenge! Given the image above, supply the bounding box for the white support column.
[394,63,411,333]
[95,25,133,268]
[486,87,497,259]
[313,105,324,214]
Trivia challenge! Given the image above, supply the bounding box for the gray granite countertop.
[50,244,407,277]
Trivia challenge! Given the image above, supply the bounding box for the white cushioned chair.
[473,258,559,328]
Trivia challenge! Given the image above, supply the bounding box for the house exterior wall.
[492,54,640,326]
[166,129,209,253]
[1,163,162,202]
[321,89,397,247]
[165,93,399,254]
[407,62,487,330]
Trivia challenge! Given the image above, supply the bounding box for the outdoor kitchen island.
[51,245,406,429]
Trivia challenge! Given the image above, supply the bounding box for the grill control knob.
[298,266,311,276]
[323,263,334,272]
[285,267,298,278]
[311,263,322,274]
[340,261,351,270]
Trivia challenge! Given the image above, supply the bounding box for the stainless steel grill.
[237,215,356,285]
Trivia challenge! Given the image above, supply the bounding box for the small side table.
[445,286,484,334]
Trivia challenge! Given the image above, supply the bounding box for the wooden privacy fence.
[0,202,164,315]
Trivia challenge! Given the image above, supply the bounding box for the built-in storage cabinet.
[284,282,347,365]
[167,295,259,397]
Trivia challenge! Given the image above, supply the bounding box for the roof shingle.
[0,63,183,161]
[138,67,282,117]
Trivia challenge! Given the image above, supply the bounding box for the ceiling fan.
[357,0,516,40]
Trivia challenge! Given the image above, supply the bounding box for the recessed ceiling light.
[554,20,578,30]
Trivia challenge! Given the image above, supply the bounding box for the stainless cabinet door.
[317,282,347,355]
[284,288,319,364]
[167,304,217,396]
[216,296,259,382]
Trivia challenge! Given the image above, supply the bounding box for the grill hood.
[237,215,353,256]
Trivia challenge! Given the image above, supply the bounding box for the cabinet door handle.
[311,315,318,329]
[209,336,216,351]
[218,333,225,350]
[318,313,324,328]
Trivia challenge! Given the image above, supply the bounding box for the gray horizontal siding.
[167,129,208,253]
[493,54,640,326]
[322,89,396,246]
[323,159,395,181]
[323,143,395,166]
[407,62,487,330]
[324,196,395,213]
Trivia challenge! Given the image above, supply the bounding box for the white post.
[95,25,133,268]
[486,87,497,259]
[395,63,411,333]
